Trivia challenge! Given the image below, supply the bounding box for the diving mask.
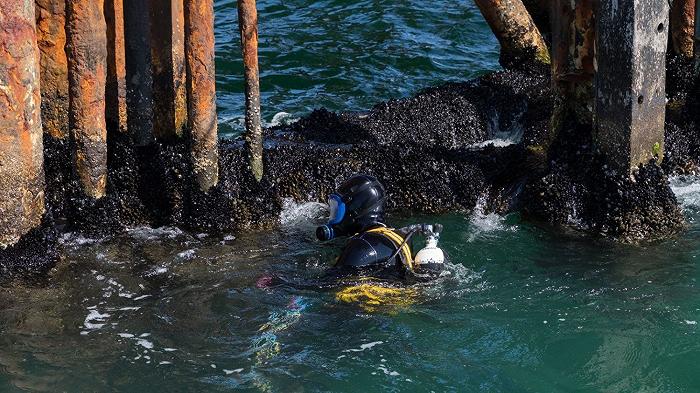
[327,194,346,225]
[317,194,346,241]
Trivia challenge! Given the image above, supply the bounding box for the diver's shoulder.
[336,236,380,268]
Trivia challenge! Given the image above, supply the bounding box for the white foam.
[177,249,196,259]
[83,309,110,330]
[145,266,168,277]
[685,320,697,325]
[220,111,298,131]
[343,341,383,353]
[127,226,184,240]
[466,195,517,242]
[279,198,327,226]
[136,339,154,349]
[469,138,518,149]
[670,176,700,209]
[469,109,525,149]
[60,233,101,246]
[269,112,298,127]
[377,366,400,377]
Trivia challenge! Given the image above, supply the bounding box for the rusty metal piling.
[105,0,129,134]
[66,0,109,199]
[551,0,595,127]
[0,1,46,248]
[150,0,188,141]
[185,0,219,191]
[670,0,695,58]
[238,0,264,182]
[473,0,550,68]
[35,0,69,140]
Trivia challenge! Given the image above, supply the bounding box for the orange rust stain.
[0,0,45,247]
[66,0,108,198]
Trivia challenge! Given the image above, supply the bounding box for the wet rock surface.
[523,123,686,243]
[2,62,697,276]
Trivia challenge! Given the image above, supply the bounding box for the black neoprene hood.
[335,175,387,234]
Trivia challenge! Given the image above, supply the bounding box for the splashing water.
[465,195,518,242]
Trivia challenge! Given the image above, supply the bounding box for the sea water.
[2,1,699,392]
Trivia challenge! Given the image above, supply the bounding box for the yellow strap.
[366,227,414,271]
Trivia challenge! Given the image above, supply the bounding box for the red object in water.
[256,275,273,289]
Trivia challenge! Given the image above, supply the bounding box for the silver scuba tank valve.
[414,227,445,266]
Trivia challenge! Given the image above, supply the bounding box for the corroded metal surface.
[105,0,128,134]
[595,0,669,172]
[35,0,69,139]
[473,0,550,68]
[238,0,263,181]
[150,0,188,141]
[66,0,108,198]
[185,0,219,191]
[551,0,595,125]
[0,0,46,248]
[671,0,695,58]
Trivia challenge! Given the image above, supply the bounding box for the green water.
[214,0,499,136]
[2,1,700,392]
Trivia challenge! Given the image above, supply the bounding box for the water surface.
[214,0,499,136]
[2,1,700,392]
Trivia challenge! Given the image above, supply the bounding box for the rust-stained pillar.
[595,0,670,172]
[150,0,188,142]
[35,0,69,140]
[670,0,695,58]
[105,0,128,134]
[124,0,154,146]
[473,0,550,68]
[550,0,595,127]
[0,1,45,248]
[185,0,219,191]
[66,0,108,198]
[238,0,264,181]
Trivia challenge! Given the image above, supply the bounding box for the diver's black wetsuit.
[335,225,407,270]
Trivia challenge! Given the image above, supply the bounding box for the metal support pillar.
[0,1,46,247]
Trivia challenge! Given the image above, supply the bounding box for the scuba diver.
[316,174,446,281]
[254,174,446,336]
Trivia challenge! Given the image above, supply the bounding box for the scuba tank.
[414,224,445,267]
[392,223,445,273]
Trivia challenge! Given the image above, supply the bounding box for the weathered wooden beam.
[670,0,695,58]
[66,0,108,198]
[35,0,69,140]
[238,0,264,181]
[551,0,595,126]
[105,0,128,134]
[124,0,154,146]
[595,0,670,172]
[473,0,550,68]
[0,1,46,248]
[185,0,219,191]
[150,0,188,142]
